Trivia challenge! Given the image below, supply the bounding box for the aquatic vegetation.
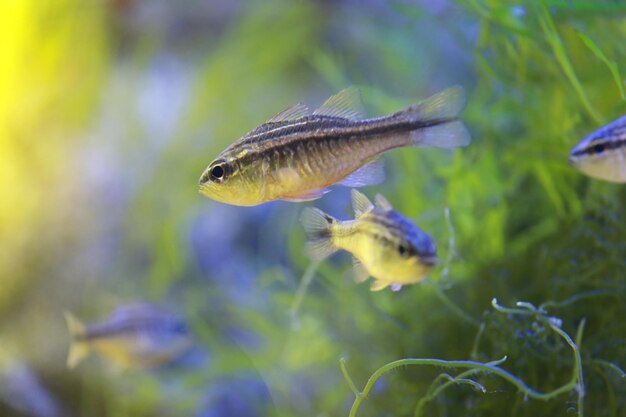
[1,0,625,416]
[342,298,589,417]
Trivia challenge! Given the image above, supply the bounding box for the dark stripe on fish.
[228,115,454,163]
[570,138,626,157]
[81,318,186,341]
[365,213,411,235]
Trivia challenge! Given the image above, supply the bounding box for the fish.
[569,115,626,183]
[0,361,64,417]
[300,189,438,292]
[64,303,193,369]
[199,86,471,206]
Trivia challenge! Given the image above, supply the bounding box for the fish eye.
[398,244,408,257]
[211,165,224,179]
[593,143,605,154]
[208,160,229,183]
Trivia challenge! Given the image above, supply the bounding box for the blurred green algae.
[0,0,625,416]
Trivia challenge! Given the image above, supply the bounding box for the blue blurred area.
[1,0,625,416]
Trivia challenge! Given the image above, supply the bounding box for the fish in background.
[64,303,193,370]
[569,115,626,183]
[199,86,471,206]
[300,190,437,292]
[0,361,64,417]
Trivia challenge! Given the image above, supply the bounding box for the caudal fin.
[64,311,89,369]
[394,86,471,149]
[300,207,338,260]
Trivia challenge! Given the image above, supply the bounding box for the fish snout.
[199,169,211,185]
[420,255,439,267]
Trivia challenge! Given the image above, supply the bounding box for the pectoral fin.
[338,158,385,188]
[351,257,370,283]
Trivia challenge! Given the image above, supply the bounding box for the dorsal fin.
[312,87,365,120]
[351,189,373,218]
[374,194,393,211]
[267,103,310,123]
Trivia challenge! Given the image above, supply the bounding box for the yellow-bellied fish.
[300,190,437,291]
[64,303,192,369]
[199,86,471,206]
[569,115,626,183]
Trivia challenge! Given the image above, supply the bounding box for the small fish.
[300,190,437,292]
[199,86,471,206]
[569,115,626,183]
[64,303,192,369]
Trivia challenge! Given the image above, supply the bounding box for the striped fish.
[199,86,471,206]
[64,303,192,369]
[569,115,626,183]
[300,190,437,292]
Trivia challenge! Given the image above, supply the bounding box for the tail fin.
[300,207,338,260]
[64,311,89,369]
[394,86,471,149]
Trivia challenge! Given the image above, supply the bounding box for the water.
[0,1,625,416]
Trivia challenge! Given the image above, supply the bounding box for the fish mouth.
[420,255,439,267]
[198,171,210,186]
[198,182,214,198]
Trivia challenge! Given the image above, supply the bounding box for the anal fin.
[370,280,390,292]
[338,158,385,188]
[281,188,330,202]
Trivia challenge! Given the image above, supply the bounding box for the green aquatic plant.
[341,298,593,417]
[2,1,625,416]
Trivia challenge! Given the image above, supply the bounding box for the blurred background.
[1,0,625,416]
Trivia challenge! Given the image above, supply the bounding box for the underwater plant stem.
[591,359,626,379]
[592,366,618,417]
[537,1,602,124]
[492,299,586,417]
[414,359,505,417]
[557,318,585,417]
[469,322,486,359]
[289,261,320,327]
[426,279,480,328]
[346,354,581,417]
[427,208,480,328]
[540,289,622,310]
[346,300,587,417]
[340,357,360,398]
[440,207,455,282]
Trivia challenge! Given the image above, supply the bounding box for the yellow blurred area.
[0,0,109,311]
